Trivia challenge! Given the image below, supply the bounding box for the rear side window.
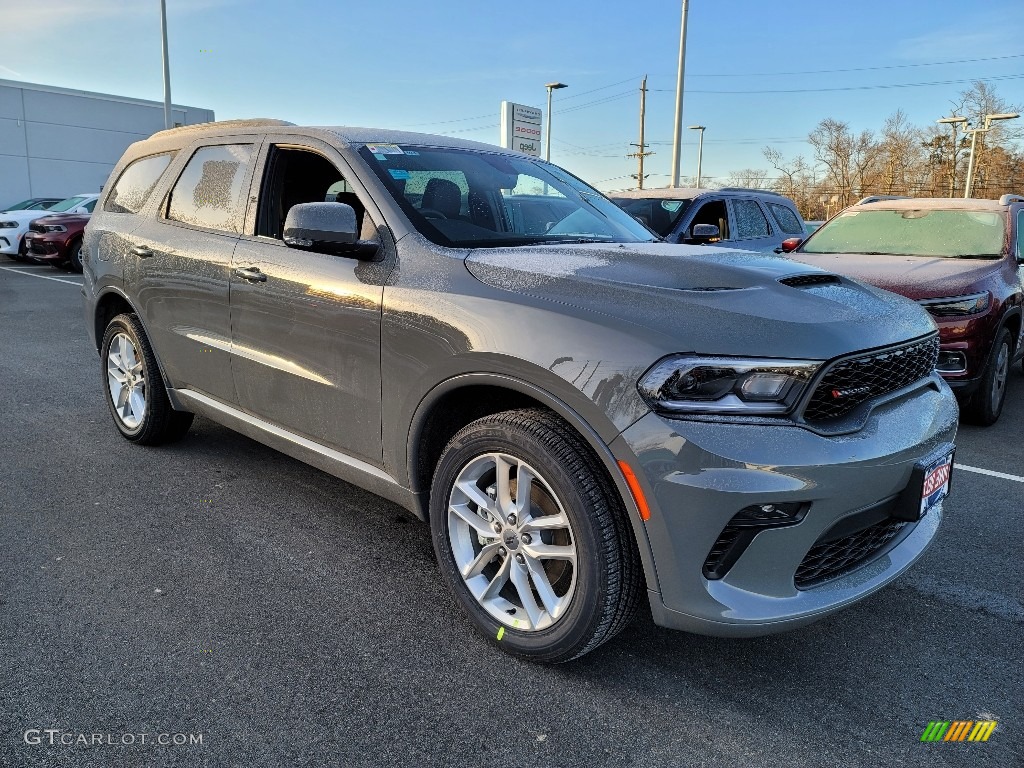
[104,153,175,214]
[167,144,254,233]
[768,202,803,234]
[732,199,771,239]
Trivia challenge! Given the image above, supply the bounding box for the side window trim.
[1017,209,1023,258]
[160,135,261,237]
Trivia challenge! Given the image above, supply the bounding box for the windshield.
[3,199,52,212]
[611,197,690,237]
[48,196,89,213]
[801,208,1006,258]
[358,145,657,248]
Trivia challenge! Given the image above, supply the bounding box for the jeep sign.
[500,101,542,157]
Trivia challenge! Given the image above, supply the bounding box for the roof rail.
[856,195,910,205]
[998,194,1024,205]
[149,118,296,140]
[718,187,784,196]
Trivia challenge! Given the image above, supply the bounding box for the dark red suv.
[783,195,1023,425]
[23,213,91,272]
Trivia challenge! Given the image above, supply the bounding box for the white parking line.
[955,463,1024,484]
[0,265,83,286]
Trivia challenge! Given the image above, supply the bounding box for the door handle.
[131,245,154,258]
[233,266,267,283]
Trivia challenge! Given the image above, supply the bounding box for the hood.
[33,213,91,227]
[0,209,51,223]
[790,251,1002,300]
[465,242,936,360]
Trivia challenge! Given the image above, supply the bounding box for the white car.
[1,193,99,260]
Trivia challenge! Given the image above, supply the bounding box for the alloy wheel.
[447,452,578,632]
[106,333,147,429]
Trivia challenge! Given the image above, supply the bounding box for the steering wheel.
[419,208,448,220]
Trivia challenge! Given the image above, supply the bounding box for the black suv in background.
[611,188,806,252]
[82,120,956,662]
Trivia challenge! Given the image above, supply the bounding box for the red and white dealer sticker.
[920,452,954,517]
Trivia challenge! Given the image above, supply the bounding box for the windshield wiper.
[953,253,1001,259]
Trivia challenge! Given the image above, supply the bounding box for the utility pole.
[670,0,690,188]
[160,0,173,129]
[628,76,654,189]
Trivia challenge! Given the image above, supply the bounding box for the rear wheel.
[429,408,642,663]
[100,313,193,444]
[965,326,1012,426]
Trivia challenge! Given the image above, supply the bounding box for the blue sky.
[3,0,1023,191]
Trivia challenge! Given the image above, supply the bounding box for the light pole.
[936,116,968,197]
[964,112,1019,198]
[688,125,705,188]
[544,82,568,162]
[670,0,690,187]
[160,0,173,130]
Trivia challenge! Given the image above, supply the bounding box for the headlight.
[638,355,822,415]
[0,221,17,228]
[918,292,990,317]
[42,224,67,233]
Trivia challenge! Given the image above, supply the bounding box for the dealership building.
[0,79,214,207]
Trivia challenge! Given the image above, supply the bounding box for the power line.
[649,73,1024,95]
[680,52,1024,79]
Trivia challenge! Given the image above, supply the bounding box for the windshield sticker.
[367,143,404,155]
[404,150,419,156]
[373,153,387,161]
[388,169,410,180]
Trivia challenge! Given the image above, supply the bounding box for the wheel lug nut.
[492,522,502,533]
[521,533,532,544]
[498,547,507,557]
[507,513,517,526]
[515,554,525,564]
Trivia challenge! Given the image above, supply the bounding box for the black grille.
[703,525,745,579]
[795,518,907,588]
[779,273,842,288]
[803,335,939,422]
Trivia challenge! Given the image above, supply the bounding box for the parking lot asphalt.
[1,262,1021,768]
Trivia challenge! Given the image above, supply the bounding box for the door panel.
[229,239,385,465]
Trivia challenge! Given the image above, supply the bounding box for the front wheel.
[100,313,193,444]
[67,240,83,272]
[429,409,642,663]
[965,326,1012,426]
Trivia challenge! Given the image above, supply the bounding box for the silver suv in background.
[612,187,806,252]
[83,120,956,662]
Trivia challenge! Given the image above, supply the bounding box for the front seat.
[421,178,463,219]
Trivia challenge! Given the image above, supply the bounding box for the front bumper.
[0,231,22,254]
[24,232,68,262]
[614,374,958,636]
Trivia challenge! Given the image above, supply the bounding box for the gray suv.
[83,120,957,662]
[612,187,806,252]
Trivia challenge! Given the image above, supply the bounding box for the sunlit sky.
[4,0,1023,191]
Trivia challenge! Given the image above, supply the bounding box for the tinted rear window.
[613,198,689,237]
[768,202,803,234]
[105,153,175,214]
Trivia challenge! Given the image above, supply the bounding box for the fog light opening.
[937,351,967,374]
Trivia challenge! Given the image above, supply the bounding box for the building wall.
[0,79,214,207]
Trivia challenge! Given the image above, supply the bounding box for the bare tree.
[876,111,924,195]
[725,168,772,189]
[807,119,880,206]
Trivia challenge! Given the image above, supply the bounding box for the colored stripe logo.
[921,721,997,742]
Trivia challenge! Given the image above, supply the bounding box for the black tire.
[964,326,1012,426]
[429,408,642,663]
[9,238,28,262]
[67,240,83,273]
[100,313,193,445]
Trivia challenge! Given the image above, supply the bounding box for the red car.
[23,212,91,272]
[782,195,1024,425]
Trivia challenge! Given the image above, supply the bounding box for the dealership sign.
[500,102,542,157]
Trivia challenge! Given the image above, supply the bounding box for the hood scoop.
[779,273,842,288]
